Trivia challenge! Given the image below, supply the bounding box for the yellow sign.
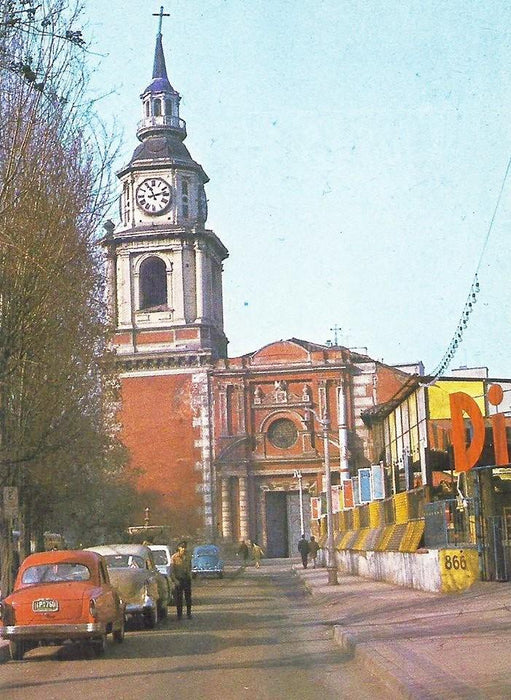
[428,381,484,420]
[439,549,479,592]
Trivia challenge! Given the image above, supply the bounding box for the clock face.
[136,178,172,215]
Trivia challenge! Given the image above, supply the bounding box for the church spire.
[137,6,186,142]
[152,32,170,87]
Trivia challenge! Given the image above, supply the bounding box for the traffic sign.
[3,486,18,518]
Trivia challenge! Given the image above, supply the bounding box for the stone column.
[172,243,186,323]
[195,242,205,322]
[238,476,249,541]
[116,251,132,327]
[104,246,117,324]
[221,477,233,541]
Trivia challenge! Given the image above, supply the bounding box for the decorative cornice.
[115,352,214,372]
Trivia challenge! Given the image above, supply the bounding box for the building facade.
[102,23,228,538]
[104,18,412,548]
[211,339,409,555]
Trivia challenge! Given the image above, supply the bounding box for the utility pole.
[293,470,305,535]
[306,408,338,585]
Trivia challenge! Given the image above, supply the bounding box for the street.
[0,560,390,699]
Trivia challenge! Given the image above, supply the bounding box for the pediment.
[250,339,311,366]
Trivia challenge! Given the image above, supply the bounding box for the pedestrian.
[238,539,249,564]
[170,540,193,620]
[251,542,264,568]
[297,534,310,568]
[308,535,320,568]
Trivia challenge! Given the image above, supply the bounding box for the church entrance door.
[265,492,288,557]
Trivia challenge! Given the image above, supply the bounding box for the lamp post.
[293,470,305,536]
[306,408,338,585]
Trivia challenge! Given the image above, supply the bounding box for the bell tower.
[102,8,228,539]
[104,8,228,365]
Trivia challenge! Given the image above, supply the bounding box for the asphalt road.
[0,560,390,699]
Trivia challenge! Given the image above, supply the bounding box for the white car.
[148,544,173,579]
[85,544,170,628]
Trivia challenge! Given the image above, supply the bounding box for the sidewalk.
[291,559,511,699]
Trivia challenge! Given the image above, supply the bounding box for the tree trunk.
[0,518,14,596]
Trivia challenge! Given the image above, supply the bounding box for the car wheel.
[92,634,106,656]
[192,573,197,579]
[9,640,25,661]
[218,572,224,579]
[144,606,158,629]
[112,616,125,643]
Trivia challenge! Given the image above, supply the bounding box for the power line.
[428,153,511,380]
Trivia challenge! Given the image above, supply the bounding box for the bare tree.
[0,0,138,594]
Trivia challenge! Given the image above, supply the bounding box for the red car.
[0,549,125,660]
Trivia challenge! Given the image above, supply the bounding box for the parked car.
[148,544,174,603]
[0,549,125,660]
[85,544,170,628]
[148,544,173,579]
[191,544,224,579]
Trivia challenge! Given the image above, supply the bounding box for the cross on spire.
[153,5,170,35]
[330,324,342,346]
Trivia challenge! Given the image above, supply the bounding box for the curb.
[348,642,433,700]
[293,568,415,698]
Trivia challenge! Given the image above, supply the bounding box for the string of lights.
[428,153,511,381]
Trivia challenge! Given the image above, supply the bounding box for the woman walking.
[251,542,264,568]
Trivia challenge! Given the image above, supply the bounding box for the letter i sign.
[450,384,509,472]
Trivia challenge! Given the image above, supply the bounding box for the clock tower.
[103,12,228,537]
[105,14,228,362]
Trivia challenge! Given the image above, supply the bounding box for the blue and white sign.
[359,468,372,503]
[371,463,385,500]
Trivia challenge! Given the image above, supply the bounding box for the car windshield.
[21,563,90,584]
[104,554,145,569]
[194,547,219,557]
[151,551,169,565]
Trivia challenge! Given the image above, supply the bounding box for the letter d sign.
[449,392,485,472]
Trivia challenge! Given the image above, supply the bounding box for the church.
[102,14,410,555]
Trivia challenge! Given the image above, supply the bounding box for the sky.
[84,0,511,377]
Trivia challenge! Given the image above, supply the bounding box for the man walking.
[308,535,320,568]
[170,540,193,620]
[238,540,249,565]
[297,534,310,569]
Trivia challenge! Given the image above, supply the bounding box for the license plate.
[32,598,59,613]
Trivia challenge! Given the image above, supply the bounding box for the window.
[165,98,173,116]
[267,418,298,449]
[153,98,162,117]
[22,563,91,584]
[139,256,167,310]
[181,178,189,218]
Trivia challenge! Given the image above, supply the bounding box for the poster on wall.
[343,479,354,508]
[331,485,342,513]
[359,468,372,503]
[352,476,360,505]
[371,463,385,500]
[311,496,321,520]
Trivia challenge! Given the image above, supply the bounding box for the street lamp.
[293,470,305,535]
[306,407,338,585]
